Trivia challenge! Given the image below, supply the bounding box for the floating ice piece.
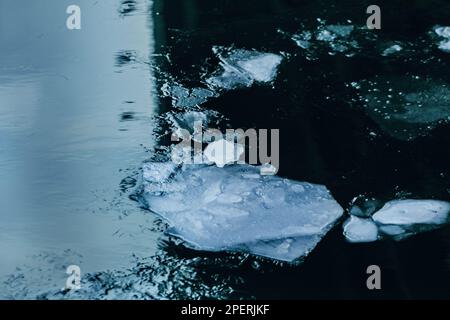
[372,200,450,226]
[355,76,450,140]
[289,24,360,58]
[382,44,403,56]
[260,163,278,176]
[203,139,244,168]
[343,199,450,243]
[141,163,343,262]
[161,83,216,108]
[207,47,283,90]
[434,26,450,53]
[343,216,378,243]
[378,225,406,237]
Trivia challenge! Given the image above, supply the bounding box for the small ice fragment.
[326,25,354,38]
[435,26,450,38]
[207,48,283,90]
[372,199,450,225]
[203,139,244,168]
[382,44,402,56]
[434,26,450,53]
[343,216,379,243]
[260,163,278,176]
[162,83,215,108]
[438,40,450,53]
[292,31,312,49]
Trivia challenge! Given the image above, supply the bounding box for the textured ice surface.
[343,200,450,243]
[207,47,283,90]
[434,26,450,53]
[372,200,450,226]
[355,76,450,140]
[203,139,244,168]
[141,162,343,261]
[343,216,378,243]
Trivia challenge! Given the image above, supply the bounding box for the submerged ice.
[355,76,450,140]
[141,162,343,262]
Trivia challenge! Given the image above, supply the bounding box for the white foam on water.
[141,162,343,262]
[343,216,379,243]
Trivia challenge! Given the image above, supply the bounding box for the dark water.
[1,0,450,299]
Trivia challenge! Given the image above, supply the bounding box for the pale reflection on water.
[0,0,159,286]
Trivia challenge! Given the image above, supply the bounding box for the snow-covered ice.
[140,162,343,262]
[207,47,283,90]
[343,216,378,243]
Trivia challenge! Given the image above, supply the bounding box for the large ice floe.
[140,162,343,262]
[343,199,450,243]
[354,76,450,140]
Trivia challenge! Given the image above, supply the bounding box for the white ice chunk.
[434,26,450,53]
[372,200,450,225]
[435,26,450,38]
[141,163,343,261]
[207,47,283,90]
[203,139,244,168]
[343,216,378,243]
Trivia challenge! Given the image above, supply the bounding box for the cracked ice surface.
[434,26,450,53]
[140,162,343,262]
